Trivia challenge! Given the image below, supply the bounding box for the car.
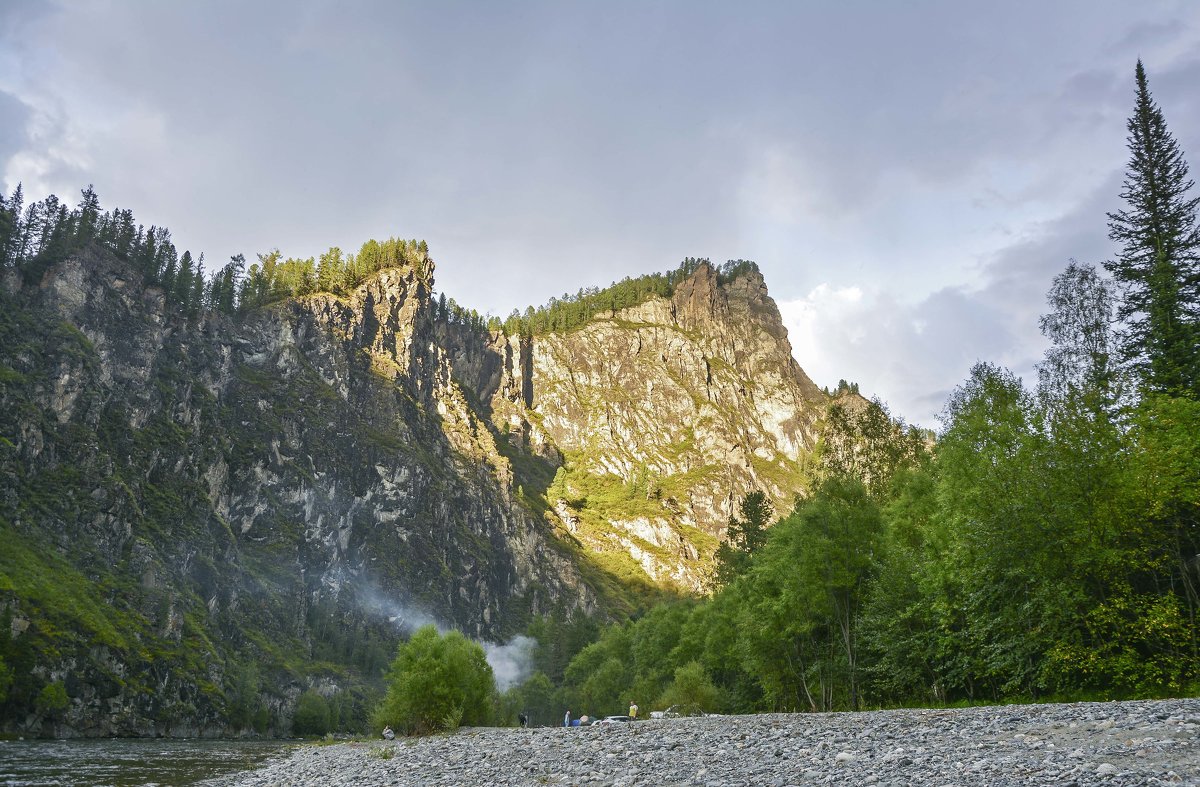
[593,715,632,724]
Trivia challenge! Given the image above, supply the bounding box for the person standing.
[628,701,638,721]
[564,709,571,727]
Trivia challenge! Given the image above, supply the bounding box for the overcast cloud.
[3,1,1200,425]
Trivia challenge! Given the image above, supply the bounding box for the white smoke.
[356,585,445,634]
[355,584,535,691]
[483,635,536,692]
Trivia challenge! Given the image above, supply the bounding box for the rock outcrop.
[452,263,828,589]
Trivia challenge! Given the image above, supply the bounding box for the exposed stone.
[203,698,1200,787]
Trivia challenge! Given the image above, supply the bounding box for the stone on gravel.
[199,698,1199,787]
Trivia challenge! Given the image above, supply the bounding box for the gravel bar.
[202,698,1198,786]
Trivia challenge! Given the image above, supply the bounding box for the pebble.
[201,698,1199,786]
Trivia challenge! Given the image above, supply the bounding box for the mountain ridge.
[0,243,842,735]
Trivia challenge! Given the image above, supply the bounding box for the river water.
[0,739,293,786]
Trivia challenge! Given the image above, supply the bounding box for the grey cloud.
[809,171,1123,427]
[5,1,1200,378]
[0,91,29,166]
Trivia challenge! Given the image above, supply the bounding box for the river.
[0,739,293,786]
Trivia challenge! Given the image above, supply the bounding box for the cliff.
[0,248,831,736]
[0,248,594,736]
[450,263,828,589]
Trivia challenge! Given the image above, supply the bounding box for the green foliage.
[0,522,130,650]
[1038,261,1120,418]
[819,397,929,501]
[656,660,721,715]
[561,626,634,718]
[372,626,495,736]
[733,476,882,711]
[292,690,332,736]
[238,237,430,310]
[0,183,440,321]
[0,185,209,315]
[36,682,69,718]
[224,663,263,731]
[503,258,759,337]
[0,655,11,705]
[526,614,601,684]
[712,490,773,588]
[513,671,556,727]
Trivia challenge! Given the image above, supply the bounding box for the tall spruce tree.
[1106,60,1200,396]
[711,490,773,588]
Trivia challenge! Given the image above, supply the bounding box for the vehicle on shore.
[651,705,705,719]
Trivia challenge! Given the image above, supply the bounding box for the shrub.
[656,661,721,715]
[0,656,12,704]
[292,690,331,736]
[371,625,496,735]
[36,682,69,719]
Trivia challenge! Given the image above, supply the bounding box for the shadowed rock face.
[0,247,595,736]
[0,249,828,735]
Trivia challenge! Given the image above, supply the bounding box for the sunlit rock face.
[450,262,829,592]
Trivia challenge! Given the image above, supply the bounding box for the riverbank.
[202,698,1198,786]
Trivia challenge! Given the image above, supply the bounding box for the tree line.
[0,183,754,343]
[0,184,214,316]
[0,184,433,318]
[500,258,761,337]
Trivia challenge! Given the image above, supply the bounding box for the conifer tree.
[174,250,195,307]
[74,184,100,245]
[1106,60,1200,396]
[0,183,24,268]
[189,256,206,316]
[712,490,773,587]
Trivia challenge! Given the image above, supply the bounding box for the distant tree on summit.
[1106,60,1200,397]
[174,250,196,307]
[74,184,100,245]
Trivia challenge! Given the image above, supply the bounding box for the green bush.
[656,661,721,715]
[224,663,262,731]
[36,682,69,719]
[371,625,495,735]
[292,690,331,736]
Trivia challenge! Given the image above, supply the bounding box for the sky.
[3,1,1200,427]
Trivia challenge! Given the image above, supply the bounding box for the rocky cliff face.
[451,263,828,589]
[0,249,829,736]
